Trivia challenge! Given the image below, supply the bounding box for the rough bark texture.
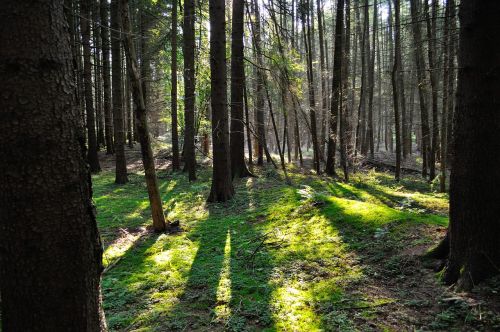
[101,0,114,155]
[111,0,128,183]
[183,0,197,180]
[171,0,180,171]
[325,0,344,176]
[442,0,500,289]
[0,0,106,329]
[230,0,252,178]
[208,0,235,202]
[81,0,101,173]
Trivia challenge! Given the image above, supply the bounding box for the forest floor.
[95,146,500,332]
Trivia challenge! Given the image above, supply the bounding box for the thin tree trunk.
[326,0,344,176]
[111,0,128,183]
[392,0,402,181]
[121,0,168,232]
[101,0,114,155]
[230,0,252,178]
[183,0,197,180]
[82,0,101,173]
[171,0,180,171]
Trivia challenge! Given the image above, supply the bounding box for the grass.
[94,164,498,331]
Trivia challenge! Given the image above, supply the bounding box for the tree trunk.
[325,0,344,176]
[391,0,402,181]
[208,0,235,202]
[440,0,500,289]
[183,0,197,180]
[111,0,128,183]
[81,0,101,173]
[0,0,106,329]
[425,0,439,181]
[121,0,168,232]
[101,0,114,155]
[171,0,180,171]
[230,0,252,178]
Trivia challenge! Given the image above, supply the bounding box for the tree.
[111,0,128,184]
[120,0,169,232]
[409,0,430,178]
[425,0,439,181]
[171,0,180,171]
[0,0,106,329]
[208,0,235,202]
[230,0,252,178]
[432,0,500,289]
[101,0,114,154]
[325,0,344,176]
[81,0,101,173]
[391,0,402,181]
[183,0,197,181]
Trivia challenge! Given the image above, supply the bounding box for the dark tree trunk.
[366,0,377,158]
[0,0,106,329]
[183,0,197,180]
[230,0,252,178]
[244,81,253,165]
[340,0,351,181]
[325,0,344,176]
[81,0,101,173]
[171,0,180,171]
[439,0,500,290]
[101,0,114,155]
[391,0,402,181]
[111,0,128,183]
[440,0,451,193]
[208,0,235,202]
[409,0,430,178]
[121,0,168,232]
[425,0,439,181]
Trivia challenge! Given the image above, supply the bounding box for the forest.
[0,0,499,331]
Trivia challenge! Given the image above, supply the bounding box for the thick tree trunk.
[121,0,168,232]
[111,0,128,184]
[183,0,197,180]
[0,1,106,329]
[440,0,500,290]
[230,0,252,178]
[81,0,101,173]
[208,0,235,202]
[171,0,180,171]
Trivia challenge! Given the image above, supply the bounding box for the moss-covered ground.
[95,154,499,331]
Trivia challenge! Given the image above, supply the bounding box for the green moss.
[94,167,450,331]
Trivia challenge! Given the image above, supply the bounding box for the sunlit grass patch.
[94,165,451,331]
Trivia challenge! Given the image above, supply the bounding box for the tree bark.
[409,0,430,178]
[325,0,344,176]
[0,0,107,329]
[111,0,128,183]
[208,0,235,202]
[183,0,197,180]
[230,0,252,178]
[440,0,500,289]
[391,0,402,181]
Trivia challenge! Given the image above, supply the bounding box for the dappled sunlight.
[102,226,148,268]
